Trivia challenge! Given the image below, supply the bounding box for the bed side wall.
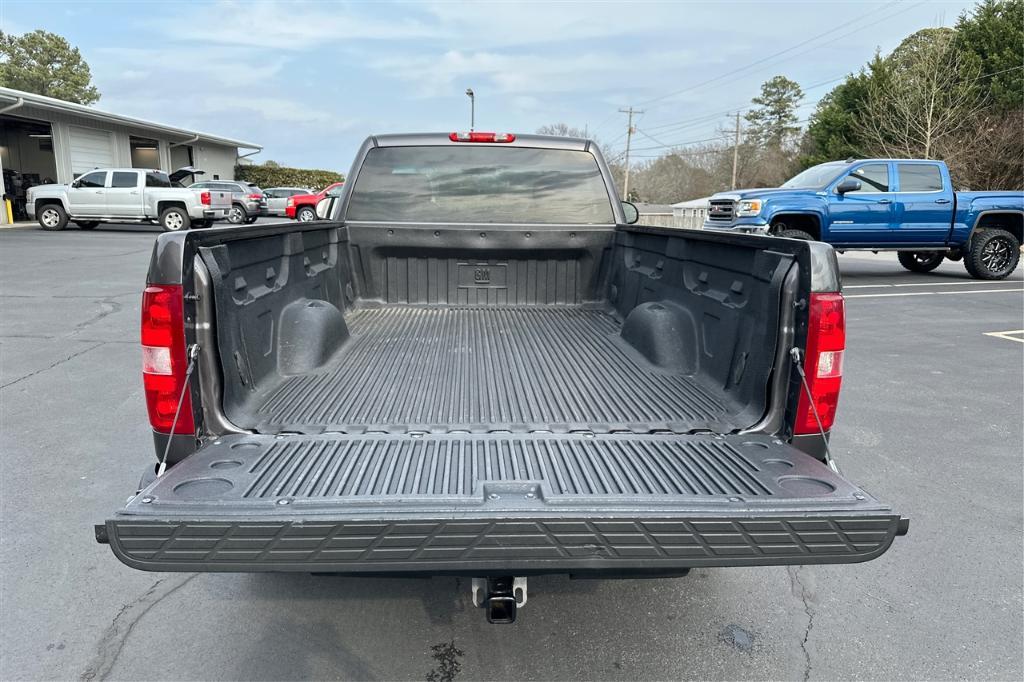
[608,228,794,427]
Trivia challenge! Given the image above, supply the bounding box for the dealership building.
[0,86,261,224]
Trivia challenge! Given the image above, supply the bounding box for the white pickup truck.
[27,167,232,232]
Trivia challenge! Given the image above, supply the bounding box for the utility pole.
[619,106,643,199]
[465,88,475,131]
[730,111,741,190]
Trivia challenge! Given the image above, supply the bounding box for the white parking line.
[846,288,1023,299]
[984,330,1024,344]
[844,280,1019,289]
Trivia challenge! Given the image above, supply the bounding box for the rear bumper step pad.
[101,433,907,573]
[104,514,905,573]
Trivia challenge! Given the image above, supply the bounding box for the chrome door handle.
[130,191,139,195]
[877,199,892,204]
[935,198,951,204]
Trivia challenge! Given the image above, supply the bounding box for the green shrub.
[234,165,344,192]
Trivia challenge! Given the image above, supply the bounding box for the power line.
[587,3,900,140]
[628,116,814,154]
[633,103,817,148]
[627,133,730,153]
[591,6,1019,155]
[636,0,919,110]
[634,62,1024,150]
[640,75,844,136]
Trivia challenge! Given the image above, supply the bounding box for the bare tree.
[856,28,985,159]
[536,123,589,138]
[536,123,633,194]
[948,109,1024,190]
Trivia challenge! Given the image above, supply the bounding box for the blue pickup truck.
[703,159,1022,279]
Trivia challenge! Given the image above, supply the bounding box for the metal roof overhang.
[0,87,261,150]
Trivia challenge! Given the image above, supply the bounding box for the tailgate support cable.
[157,344,199,477]
[790,347,839,473]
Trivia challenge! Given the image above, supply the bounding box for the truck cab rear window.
[146,172,172,188]
[898,164,943,192]
[111,172,138,188]
[345,146,615,224]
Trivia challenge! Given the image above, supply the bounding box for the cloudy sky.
[1,0,975,173]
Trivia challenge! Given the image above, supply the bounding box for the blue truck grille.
[707,200,735,221]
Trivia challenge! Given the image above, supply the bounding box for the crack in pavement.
[72,298,124,334]
[35,247,154,267]
[0,342,106,389]
[0,334,134,343]
[788,565,815,682]
[79,574,197,681]
[0,292,137,300]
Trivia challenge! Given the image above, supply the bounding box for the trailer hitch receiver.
[472,577,527,624]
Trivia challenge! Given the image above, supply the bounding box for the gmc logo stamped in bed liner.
[458,262,507,289]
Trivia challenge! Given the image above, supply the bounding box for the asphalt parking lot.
[1,223,1021,681]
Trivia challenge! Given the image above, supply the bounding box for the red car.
[285,182,345,221]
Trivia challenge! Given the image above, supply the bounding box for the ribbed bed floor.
[249,307,740,433]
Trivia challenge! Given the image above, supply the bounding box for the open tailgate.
[98,433,907,574]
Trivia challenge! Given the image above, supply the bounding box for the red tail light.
[449,132,516,143]
[248,193,263,200]
[794,292,845,435]
[141,284,195,434]
[200,191,211,205]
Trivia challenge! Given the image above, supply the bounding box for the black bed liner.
[102,433,907,574]
[244,306,738,434]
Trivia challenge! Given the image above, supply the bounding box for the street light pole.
[465,88,475,131]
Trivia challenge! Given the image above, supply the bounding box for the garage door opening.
[0,115,58,221]
[130,136,160,169]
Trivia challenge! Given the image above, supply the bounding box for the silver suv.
[262,187,313,217]
[190,180,266,224]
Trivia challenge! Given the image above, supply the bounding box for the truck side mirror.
[836,178,862,194]
[621,201,639,224]
[316,197,332,220]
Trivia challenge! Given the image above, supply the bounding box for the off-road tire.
[778,229,814,241]
[159,206,191,232]
[295,206,317,222]
[964,229,1020,280]
[897,251,944,273]
[38,204,69,231]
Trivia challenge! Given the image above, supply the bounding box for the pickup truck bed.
[203,223,779,438]
[100,135,905,602]
[102,220,904,574]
